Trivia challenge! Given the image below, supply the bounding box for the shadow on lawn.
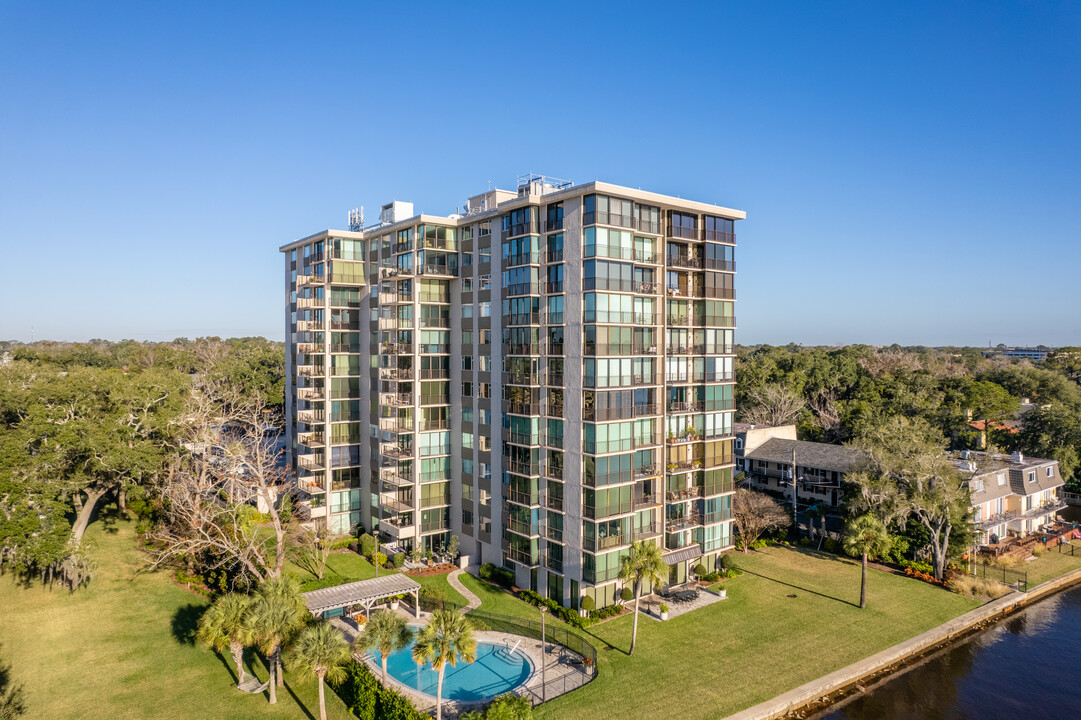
[171,602,207,645]
[737,566,858,607]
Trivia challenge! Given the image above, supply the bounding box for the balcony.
[297,454,325,472]
[298,431,325,448]
[665,513,703,532]
[380,469,414,488]
[380,444,413,460]
[507,488,544,506]
[505,431,544,447]
[296,295,324,309]
[297,408,325,424]
[299,274,326,287]
[503,401,543,416]
[298,476,325,495]
[420,518,450,533]
[666,255,703,269]
[633,494,661,510]
[297,386,325,402]
[504,372,540,387]
[296,499,327,519]
[380,517,416,540]
[380,495,413,515]
[704,229,736,243]
[666,487,703,502]
[380,367,414,380]
[507,546,541,567]
[666,344,707,356]
[296,342,325,355]
[635,465,660,479]
[668,400,705,413]
[506,460,542,478]
[383,392,414,406]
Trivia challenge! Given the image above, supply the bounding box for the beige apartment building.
[280,176,743,609]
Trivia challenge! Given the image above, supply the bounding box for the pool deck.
[331,612,590,717]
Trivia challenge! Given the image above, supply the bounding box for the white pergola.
[302,574,421,619]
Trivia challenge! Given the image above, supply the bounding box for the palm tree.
[618,540,667,656]
[842,514,892,609]
[354,609,413,687]
[288,623,351,720]
[196,593,254,683]
[257,575,307,689]
[412,610,477,720]
[247,577,308,703]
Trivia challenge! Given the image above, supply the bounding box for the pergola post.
[412,588,420,618]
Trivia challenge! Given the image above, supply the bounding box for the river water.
[816,505,1081,720]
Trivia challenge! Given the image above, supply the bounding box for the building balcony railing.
[418,394,450,406]
[664,513,703,531]
[380,444,413,460]
[298,431,325,448]
[380,368,414,380]
[507,546,542,567]
[666,344,707,356]
[546,464,564,480]
[380,496,413,515]
[634,494,661,510]
[505,431,544,447]
[418,368,447,379]
[380,469,414,487]
[506,460,543,478]
[420,519,450,533]
[297,454,325,471]
[506,488,544,507]
[383,393,414,406]
[503,401,543,416]
[704,229,736,243]
[582,211,661,235]
[666,255,703,269]
[296,342,325,355]
[666,487,703,502]
[546,494,565,512]
[297,387,325,401]
[545,249,564,263]
[298,476,325,495]
[296,408,325,424]
[705,259,736,272]
[296,295,323,309]
[542,218,564,233]
[635,465,660,479]
[544,372,564,386]
[667,400,706,413]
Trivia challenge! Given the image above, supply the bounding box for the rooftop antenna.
[348,207,364,232]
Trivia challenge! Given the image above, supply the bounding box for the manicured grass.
[1024,541,1081,586]
[0,518,353,720]
[459,573,544,622]
[534,545,981,720]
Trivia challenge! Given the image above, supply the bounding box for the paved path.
[448,569,482,611]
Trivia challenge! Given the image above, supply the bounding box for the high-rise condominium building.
[280,176,743,609]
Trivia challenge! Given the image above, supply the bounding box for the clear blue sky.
[2,1,1079,346]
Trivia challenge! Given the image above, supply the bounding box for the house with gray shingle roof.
[734,424,868,514]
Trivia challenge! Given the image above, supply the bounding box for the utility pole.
[791,447,799,534]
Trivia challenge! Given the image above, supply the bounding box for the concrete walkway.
[448,569,481,612]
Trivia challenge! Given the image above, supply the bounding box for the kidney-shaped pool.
[384,641,534,702]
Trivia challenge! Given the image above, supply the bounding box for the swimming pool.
[383,641,533,702]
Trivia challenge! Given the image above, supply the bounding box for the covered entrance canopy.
[302,574,422,619]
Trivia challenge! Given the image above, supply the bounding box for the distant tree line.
[736,344,1081,492]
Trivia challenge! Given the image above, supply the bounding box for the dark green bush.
[332,661,426,720]
[579,596,595,611]
[620,587,633,601]
[392,552,406,568]
[358,533,377,558]
[694,563,707,577]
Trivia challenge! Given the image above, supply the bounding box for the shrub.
[420,585,447,603]
[947,574,1011,600]
[331,660,428,720]
[823,537,841,554]
[659,603,669,613]
[358,533,377,558]
[478,562,515,587]
[373,552,387,568]
[392,552,406,568]
[702,571,720,582]
[620,587,633,602]
[718,554,732,571]
[1032,544,1045,556]
[329,535,354,550]
[900,559,934,575]
[580,596,595,612]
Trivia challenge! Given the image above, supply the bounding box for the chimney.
[1011,451,1024,464]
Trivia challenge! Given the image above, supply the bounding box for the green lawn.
[534,546,981,720]
[0,518,354,720]
[1024,541,1081,586]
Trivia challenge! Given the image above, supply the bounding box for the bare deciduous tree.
[151,376,292,585]
[809,389,843,440]
[741,384,804,427]
[732,490,789,553]
[292,525,333,580]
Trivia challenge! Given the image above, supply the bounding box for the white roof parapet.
[302,574,421,615]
